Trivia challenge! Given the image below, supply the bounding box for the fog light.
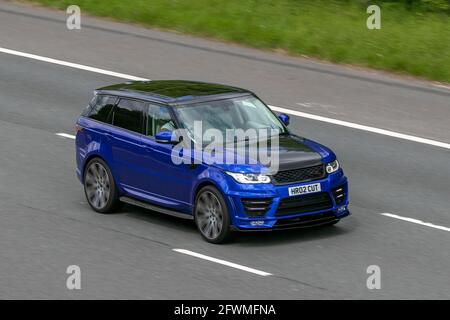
[250,220,265,226]
[337,205,347,213]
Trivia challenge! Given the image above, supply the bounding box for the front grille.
[332,185,346,205]
[241,198,273,217]
[271,164,325,185]
[274,211,337,229]
[275,192,333,217]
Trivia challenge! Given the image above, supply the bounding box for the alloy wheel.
[195,191,224,240]
[84,161,111,210]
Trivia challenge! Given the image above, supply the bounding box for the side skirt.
[119,196,194,220]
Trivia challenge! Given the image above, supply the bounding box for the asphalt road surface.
[0,1,449,299]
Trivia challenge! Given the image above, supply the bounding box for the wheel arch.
[192,179,235,220]
[81,154,109,183]
[192,180,219,205]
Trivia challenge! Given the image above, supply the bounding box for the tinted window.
[81,95,98,116]
[112,99,145,133]
[88,95,116,123]
[175,96,286,143]
[146,105,175,136]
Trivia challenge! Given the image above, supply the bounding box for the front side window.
[146,104,175,137]
[112,99,145,133]
[87,95,116,123]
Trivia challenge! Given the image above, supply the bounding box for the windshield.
[174,96,287,143]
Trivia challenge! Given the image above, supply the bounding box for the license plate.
[288,183,321,196]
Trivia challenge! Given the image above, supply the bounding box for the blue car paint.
[76,117,349,231]
[76,81,349,231]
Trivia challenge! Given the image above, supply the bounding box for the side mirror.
[155,131,175,144]
[279,113,290,126]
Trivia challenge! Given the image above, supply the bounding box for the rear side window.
[81,95,98,116]
[88,95,116,123]
[112,99,145,134]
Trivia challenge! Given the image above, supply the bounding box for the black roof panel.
[97,80,251,103]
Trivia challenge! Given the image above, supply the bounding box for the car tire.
[83,157,121,214]
[194,186,233,244]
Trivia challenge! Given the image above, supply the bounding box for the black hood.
[220,134,324,173]
[275,135,323,171]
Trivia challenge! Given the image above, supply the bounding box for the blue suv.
[76,80,349,243]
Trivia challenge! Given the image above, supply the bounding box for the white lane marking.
[270,105,450,150]
[173,249,272,276]
[0,47,148,81]
[1,47,449,150]
[56,133,76,140]
[381,213,450,233]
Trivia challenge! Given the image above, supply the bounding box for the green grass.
[30,0,450,83]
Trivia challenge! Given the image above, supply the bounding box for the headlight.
[325,160,340,174]
[226,172,271,184]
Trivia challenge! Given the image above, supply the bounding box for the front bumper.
[224,169,349,231]
[230,210,350,231]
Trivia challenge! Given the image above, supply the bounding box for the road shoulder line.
[2,47,448,150]
[381,213,450,233]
